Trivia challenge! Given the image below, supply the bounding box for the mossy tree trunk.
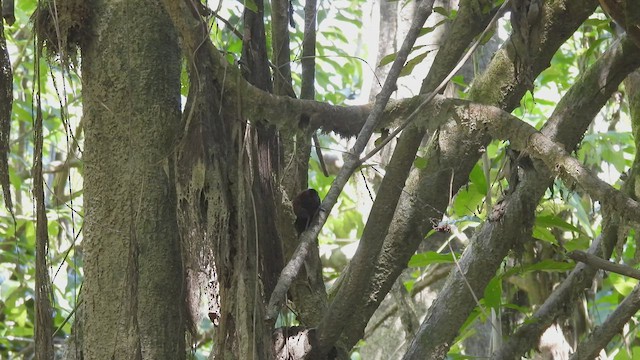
[81,0,186,358]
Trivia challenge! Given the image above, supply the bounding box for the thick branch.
[486,36,640,359]
[492,53,640,360]
[271,0,294,96]
[403,13,639,359]
[565,59,640,360]
[300,0,316,101]
[34,74,54,360]
[567,250,640,280]
[465,101,640,222]
[161,5,640,358]
[329,93,640,346]
[310,1,439,354]
[598,0,640,48]
[324,1,510,338]
[159,0,421,137]
[264,0,437,321]
[335,0,505,350]
[570,280,640,359]
[343,0,600,352]
[323,47,640,357]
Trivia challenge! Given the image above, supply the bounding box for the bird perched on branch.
[293,188,321,235]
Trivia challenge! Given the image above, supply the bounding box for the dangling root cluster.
[31,0,91,62]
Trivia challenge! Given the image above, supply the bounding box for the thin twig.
[359,0,511,164]
[570,281,640,359]
[266,0,437,325]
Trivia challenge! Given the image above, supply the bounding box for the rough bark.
[373,0,601,357]
[338,0,510,349]
[310,1,436,355]
[419,33,637,358]
[241,0,285,305]
[34,59,54,360]
[490,36,640,359]
[81,1,185,358]
[568,68,640,359]
[163,1,276,358]
[106,1,640,359]
[0,0,12,214]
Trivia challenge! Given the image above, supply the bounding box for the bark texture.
[81,0,185,358]
[74,0,640,358]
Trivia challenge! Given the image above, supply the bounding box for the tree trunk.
[81,0,185,358]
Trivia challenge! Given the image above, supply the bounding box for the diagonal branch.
[156,0,422,138]
[34,53,55,360]
[266,1,437,357]
[334,0,508,350]
[490,38,640,358]
[459,100,640,222]
[567,250,640,280]
[570,281,640,359]
[342,0,600,352]
[162,3,637,354]
[403,30,637,359]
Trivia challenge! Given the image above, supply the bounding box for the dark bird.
[293,188,321,235]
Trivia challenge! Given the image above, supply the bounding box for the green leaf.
[433,6,449,17]
[457,305,483,338]
[536,215,582,234]
[608,273,637,297]
[335,12,362,27]
[479,26,495,45]
[563,235,590,252]
[413,156,428,169]
[468,163,488,196]
[316,8,328,24]
[399,51,431,77]
[532,224,558,244]
[568,193,593,237]
[451,74,468,88]
[242,0,258,12]
[378,45,425,67]
[484,276,502,309]
[378,53,397,67]
[583,18,610,28]
[504,260,574,277]
[408,251,459,267]
[403,279,415,293]
[417,20,447,38]
[418,26,437,37]
[452,182,485,217]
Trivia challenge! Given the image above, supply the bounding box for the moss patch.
[32,0,91,62]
